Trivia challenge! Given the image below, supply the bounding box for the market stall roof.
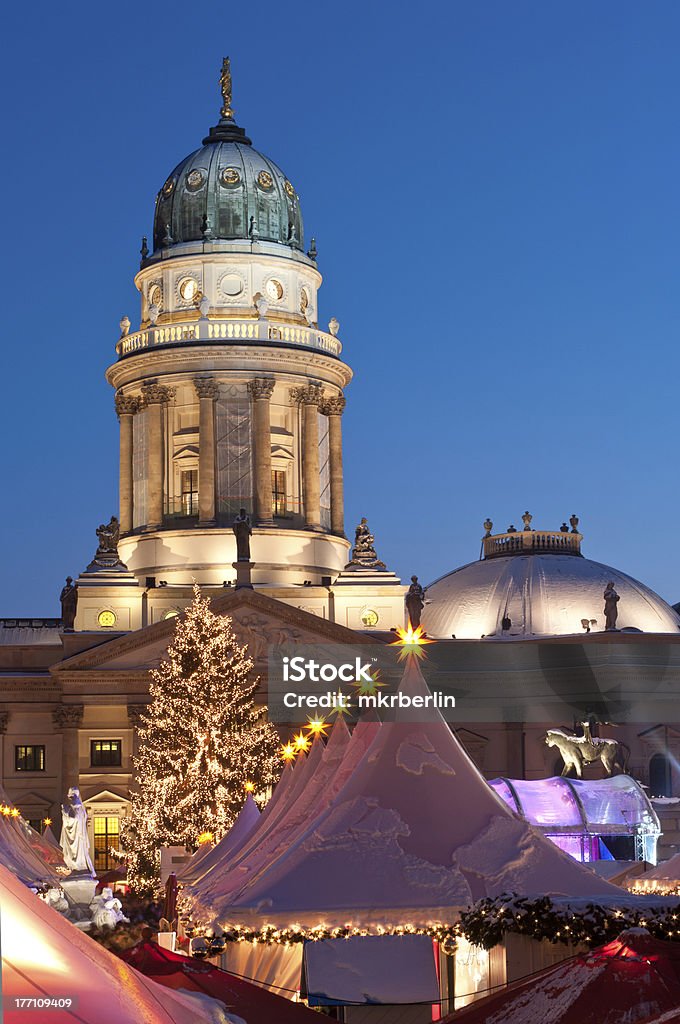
[489,775,660,834]
[643,853,680,884]
[0,862,229,1023]
[198,658,622,929]
[178,793,261,885]
[441,928,680,1024]
[123,940,322,1022]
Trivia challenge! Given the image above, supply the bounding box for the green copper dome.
[152,97,304,254]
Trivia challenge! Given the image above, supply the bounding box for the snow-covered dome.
[423,519,680,640]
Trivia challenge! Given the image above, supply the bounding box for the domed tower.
[106,60,351,589]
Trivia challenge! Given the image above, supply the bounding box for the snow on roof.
[192,658,622,930]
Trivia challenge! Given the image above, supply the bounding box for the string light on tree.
[121,583,281,892]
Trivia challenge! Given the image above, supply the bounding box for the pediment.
[52,588,374,673]
[83,788,130,805]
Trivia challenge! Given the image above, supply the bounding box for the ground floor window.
[93,815,120,872]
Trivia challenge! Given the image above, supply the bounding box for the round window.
[265,279,284,301]
[149,283,162,308]
[162,609,179,620]
[220,274,244,297]
[300,288,309,312]
[360,608,379,627]
[98,610,117,628]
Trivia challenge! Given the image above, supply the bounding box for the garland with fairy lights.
[179,893,680,952]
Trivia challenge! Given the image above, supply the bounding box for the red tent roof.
[122,940,321,1023]
[442,929,680,1024]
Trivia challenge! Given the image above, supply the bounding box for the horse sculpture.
[545,725,629,778]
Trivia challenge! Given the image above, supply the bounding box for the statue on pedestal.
[346,517,386,570]
[60,787,95,877]
[60,577,77,631]
[604,582,620,631]
[405,576,426,628]
[233,508,252,561]
[86,515,128,572]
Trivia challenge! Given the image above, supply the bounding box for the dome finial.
[219,56,234,121]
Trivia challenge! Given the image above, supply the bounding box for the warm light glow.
[352,670,386,697]
[390,624,435,660]
[3,901,69,974]
[293,732,311,754]
[196,832,214,846]
[43,817,52,827]
[243,781,255,793]
[305,716,329,738]
[279,743,296,762]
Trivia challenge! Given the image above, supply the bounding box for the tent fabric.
[198,658,621,929]
[644,853,680,883]
[0,813,60,886]
[441,928,680,1024]
[122,940,321,1022]
[303,935,439,1005]
[0,862,225,1023]
[222,941,303,1001]
[194,718,351,907]
[179,794,261,885]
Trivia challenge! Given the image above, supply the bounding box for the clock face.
[265,279,284,301]
[179,277,199,302]
[98,610,117,628]
[361,608,379,627]
[148,283,162,308]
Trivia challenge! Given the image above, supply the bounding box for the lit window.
[98,609,117,628]
[272,470,286,517]
[181,469,199,516]
[91,740,122,768]
[93,815,120,872]
[361,608,379,627]
[15,746,45,772]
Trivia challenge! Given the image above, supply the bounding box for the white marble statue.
[60,787,95,876]
[89,886,128,929]
[43,887,69,914]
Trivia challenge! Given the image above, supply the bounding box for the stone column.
[53,704,84,797]
[321,395,346,537]
[141,382,174,529]
[291,384,324,531]
[247,378,276,526]
[194,378,219,524]
[115,393,139,535]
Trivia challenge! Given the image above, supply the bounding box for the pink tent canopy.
[0,862,228,1023]
[196,658,622,929]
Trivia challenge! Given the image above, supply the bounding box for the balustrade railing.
[483,530,582,559]
[116,319,342,358]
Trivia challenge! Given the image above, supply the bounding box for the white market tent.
[189,657,622,931]
[0,861,233,1023]
[178,792,261,885]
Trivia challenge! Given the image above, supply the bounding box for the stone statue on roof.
[346,517,386,570]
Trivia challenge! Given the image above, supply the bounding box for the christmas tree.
[123,584,281,890]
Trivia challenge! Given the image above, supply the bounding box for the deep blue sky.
[1,1,679,615]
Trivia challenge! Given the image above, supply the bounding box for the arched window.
[649,753,673,797]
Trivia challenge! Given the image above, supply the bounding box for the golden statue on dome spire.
[219,56,234,120]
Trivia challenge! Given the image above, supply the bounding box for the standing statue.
[219,56,234,119]
[604,581,620,630]
[60,787,95,877]
[405,576,426,628]
[60,577,78,631]
[346,517,387,570]
[233,508,252,561]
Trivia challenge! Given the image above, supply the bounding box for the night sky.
[2,1,679,614]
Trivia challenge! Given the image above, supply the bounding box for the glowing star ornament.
[43,817,52,827]
[352,669,386,698]
[327,690,353,717]
[197,831,214,846]
[390,623,435,661]
[293,731,311,754]
[279,742,296,762]
[243,781,255,793]
[305,716,329,739]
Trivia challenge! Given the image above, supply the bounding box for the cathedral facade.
[2,61,680,872]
